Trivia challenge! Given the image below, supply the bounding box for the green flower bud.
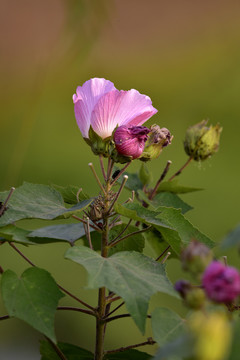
[185,287,206,310]
[181,240,213,277]
[184,120,222,161]
[140,125,173,161]
[86,126,111,157]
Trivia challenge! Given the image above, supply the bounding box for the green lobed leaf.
[1,267,64,343]
[137,190,193,214]
[151,307,185,347]
[29,223,92,245]
[115,203,214,255]
[221,224,240,250]
[153,334,193,360]
[0,182,93,226]
[156,180,203,194]
[52,184,89,204]
[0,225,35,245]
[104,349,152,359]
[40,341,94,360]
[65,246,178,334]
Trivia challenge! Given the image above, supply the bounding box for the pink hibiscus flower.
[73,78,158,140]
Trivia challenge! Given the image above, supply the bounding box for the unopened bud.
[181,240,213,276]
[184,120,222,161]
[189,311,231,360]
[140,125,173,161]
[175,280,206,309]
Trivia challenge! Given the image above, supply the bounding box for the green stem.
[104,337,156,354]
[94,180,111,360]
[168,156,193,181]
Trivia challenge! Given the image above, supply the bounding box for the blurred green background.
[0,0,240,358]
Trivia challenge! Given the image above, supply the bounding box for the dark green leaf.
[52,184,89,204]
[40,341,94,360]
[0,182,93,226]
[137,191,192,214]
[143,229,177,260]
[1,267,64,342]
[115,203,214,255]
[151,308,185,346]
[65,246,178,334]
[0,225,35,245]
[157,180,203,194]
[104,349,152,359]
[116,170,143,191]
[29,223,90,245]
[221,224,240,250]
[81,224,145,255]
[108,224,145,256]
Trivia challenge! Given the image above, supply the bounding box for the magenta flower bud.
[202,261,240,304]
[113,125,150,159]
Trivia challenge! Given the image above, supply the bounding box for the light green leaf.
[144,229,177,260]
[29,223,91,245]
[115,203,214,255]
[40,341,94,360]
[157,180,203,194]
[65,246,178,334]
[0,182,93,226]
[1,267,64,343]
[221,224,240,250]
[0,225,35,245]
[52,184,89,204]
[151,308,185,346]
[104,349,152,359]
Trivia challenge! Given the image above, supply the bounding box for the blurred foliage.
[1,0,240,358]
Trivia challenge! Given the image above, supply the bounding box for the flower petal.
[91,89,158,138]
[73,78,115,138]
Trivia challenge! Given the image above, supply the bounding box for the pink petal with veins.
[73,78,115,138]
[91,89,157,139]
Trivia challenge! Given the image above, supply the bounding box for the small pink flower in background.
[202,261,240,303]
[114,125,150,159]
[73,78,157,139]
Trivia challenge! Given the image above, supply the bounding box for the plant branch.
[168,156,193,181]
[108,226,152,249]
[57,306,96,317]
[110,162,132,186]
[0,315,10,321]
[103,301,125,319]
[149,160,172,200]
[104,337,156,354]
[89,162,107,195]
[72,214,100,231]
[9,242,95,311]
[99,155,107,181]
[110,219,132,245]
[45,336,67,360]
[161,251,171,264]
[0,187,15,216]
[106,313,151,323]
[86,217,93,250]
[108,175,128,214]
[155,245,171,262]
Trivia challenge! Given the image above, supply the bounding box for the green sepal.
[88,126,111,157]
